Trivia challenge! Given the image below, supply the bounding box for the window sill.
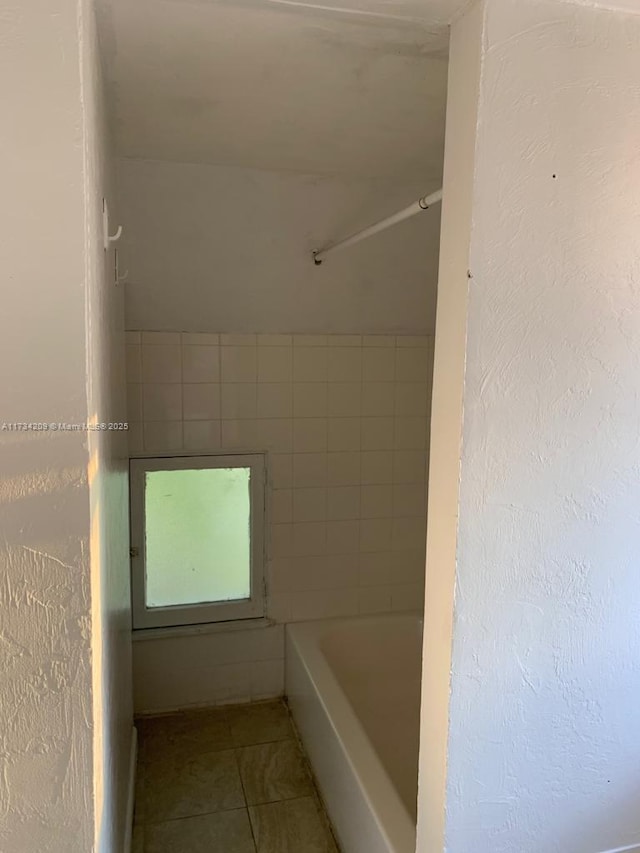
[132,616,275,642]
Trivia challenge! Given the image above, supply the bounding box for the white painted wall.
[420,1,640,851]
[118,158,441,335]
[82,4,134,852]
[0,2,94,849]
[0,1,132,850]
[416,2,482,850]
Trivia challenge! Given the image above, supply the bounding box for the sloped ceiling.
[99,0,470,181]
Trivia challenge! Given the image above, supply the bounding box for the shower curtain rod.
[312,188,443,265]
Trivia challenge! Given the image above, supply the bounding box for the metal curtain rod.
[312,188,443,265]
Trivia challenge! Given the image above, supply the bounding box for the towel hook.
[102,199,123,250]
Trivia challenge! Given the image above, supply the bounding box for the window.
[130,454,265,629]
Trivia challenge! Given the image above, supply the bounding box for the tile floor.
[133,699,339,853]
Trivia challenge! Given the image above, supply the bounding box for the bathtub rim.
[286,612,420,853]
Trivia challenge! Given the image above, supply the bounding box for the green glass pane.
[144,467,251,608]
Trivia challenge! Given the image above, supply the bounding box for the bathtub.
[286,613,422,853]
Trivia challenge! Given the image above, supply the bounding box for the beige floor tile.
[145,748,244,823]
[227,700,293,747]
[238,739,314,805]
[249,797,338,853]
[137,708,232,764]
[132,824,144,853]
[144,808,256,853]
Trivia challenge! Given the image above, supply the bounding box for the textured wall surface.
[128,331,432,712]
[118,157,441,336]
[440,1,640,852]
[0,2,132,850]
[0,2,94,850]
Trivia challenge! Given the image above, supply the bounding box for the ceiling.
[98,0,470,181]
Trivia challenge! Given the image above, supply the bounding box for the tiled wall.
[127,331,433,710]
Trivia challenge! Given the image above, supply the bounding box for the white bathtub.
[286,613,422,853]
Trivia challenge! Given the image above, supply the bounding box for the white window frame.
[130,453,265,630]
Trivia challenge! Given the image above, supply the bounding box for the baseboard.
[123,726,138,853]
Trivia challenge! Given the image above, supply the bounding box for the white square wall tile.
[391,583,424,612]
[220,346,256,383]
[257,384,293,418]
[293,453,327,487]
[361,417,394,451]
[327,452,361,486]
[328,383,361,417]
[361,485,393,519]
[259,419,293,452]
[362,383,395,417]
[257,334,292,346]
[358,552,392,586]
[182,332,219,345]
[393,551,426,585]
[293,488,327,522]
[221,333,257,346]
[271,524,294,558]
[361,451,393,484]
[292,522,327,556]
[394,383,429,417]
[271,489,293,524]
[144,421,183,451]
[326,520,360,554]
[293,334,327,347]
[393,450,427,483]
[142,344,181,383]
[293,347,327,382]
[141,331,181,345]
[221,419,258,449]
[358,586,392,615]
[293,383,327,417]
[251,660,284,700]
[393,484,427,517]
[327,347,362,382]
[324,554,360,589]
[183,420,222,451]
[267,591,291,622]
[362,335,395,348]
[258,346,293,382]
[288,588,358,622]
[394,417,428,450]
[332,334,361,347]
[328,418,360,451]
[270,454,293,489]
[395,348,431,382]
[327,487,360,520]
[221,383,257,419]
[183,384,221,420]
[293,419,327,452]
[143,384,182,421]
[126,345,142,383]
[183,345,220,383]
[360,518,393,552]
[127,423,143,454]
[362,348,395,382]
[269,557,297,593]
[126,384,142,422]
[392,517,427,552]
[396,335,430,348]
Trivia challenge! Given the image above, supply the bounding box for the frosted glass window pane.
[144,467,251,608]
